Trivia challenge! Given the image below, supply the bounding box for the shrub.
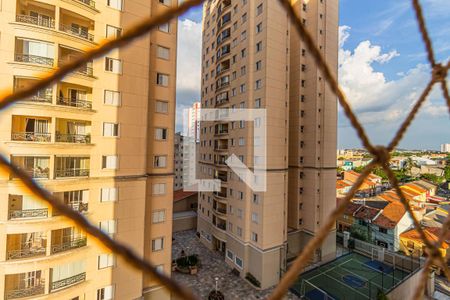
[176,254,199,268]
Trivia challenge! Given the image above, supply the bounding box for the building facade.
[441,143,450,153]
[188,101,201,142]
[174,132,184,191]
[197,0,338,289]
[0,0,177,299]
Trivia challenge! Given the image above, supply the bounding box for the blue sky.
[176,1,450,150]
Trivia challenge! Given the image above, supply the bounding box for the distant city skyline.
[176,0,450,150]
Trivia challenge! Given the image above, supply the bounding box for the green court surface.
[290,253,410,300]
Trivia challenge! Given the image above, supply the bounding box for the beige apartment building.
[197,0,338,289]
[0,0,177,299]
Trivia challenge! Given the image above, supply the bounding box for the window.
[102,155,118,169]
[255,79,262,89]
[251,212,259,223]
[101,187,118,202]
[256,41,262,52]
[156,100,168,113]
[155,128,168,140]
[242,13,247,23]
[255,98,261,108]
[105,57,122,73]
[159,23,170,33]
[251,232,258,242]
[240,84,246,93]
[157,46,170,60]
[257,3,263,15]
[152,210,166,223]
[106,25,122,38]
[99,220,116,236]
[256,22,262,33]
[157,73,169,86]
[241,48,246,58]
[241,30,247,41]
[107,0,122,10]
[239,137,245,146]
[156,265,164,274]
[98,254,115,269]
[97,285,114,300]
[103,123,119,137]
[256,60,262,71]
[104,90,121,106]
[226,249,234,260]
[152,237,164,251]
[379,227,388,234]
[159,0,171,6]
[235,256,243,268]
[237,226,242,236]
[253,194,260,204]
[154,155,167,168]
[237,209,243,218]
[153,183,166,195]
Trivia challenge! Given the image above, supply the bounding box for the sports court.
[290,252,411,300]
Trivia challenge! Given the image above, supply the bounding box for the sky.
[176,0,450,150]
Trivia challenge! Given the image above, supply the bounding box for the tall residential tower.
[0,0,177,299]
[197,0,338,288]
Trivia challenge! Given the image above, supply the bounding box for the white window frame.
[101,187,118,202]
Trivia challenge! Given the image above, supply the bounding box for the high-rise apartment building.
[174,132,184,191]
[197,0,338,288]
[0,0,177,299]
[441,144,450,153]
[188,101,201,142]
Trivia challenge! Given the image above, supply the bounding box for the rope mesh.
[0,0,448,299]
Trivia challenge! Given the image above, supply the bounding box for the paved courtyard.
[172,230,299,299]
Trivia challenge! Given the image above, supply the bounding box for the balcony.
[14,77,53,104]
[57,82,93,108]
[216,60,230,77]
[217,11,231,29]
[55,118,91,144]
[5,271,45,300]
[217,0,231,16]
[10,156,50,179]
[7,233,47,260]
[55,157,90,178]
[53,190,89,216]
[216,75,230,90]
[214,170,228,183]
[215,124,228,136]
[11,116,52,143]
[51,227,87,254]
[73,0,96,9]
[59,9,94,42]
[16,14,55,28]
[214,187,227,199]
[59,46,94,76]
[50,272,86,291]
[16,0,56,29]
[214,139,228,152]
[213,201,227,216]
[15,53,53,66]
[215,92,229,106]
[213,216,226,231]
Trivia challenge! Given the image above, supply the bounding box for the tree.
[421,173,444,185]
[445,166,450,182]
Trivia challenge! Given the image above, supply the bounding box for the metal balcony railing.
[9,208,48,220]
[11,132,51,142]
[74,0,96,8]
[53,202,88,216]
[56,133,91,144]
[7,247,46,260]
[55,169,89,178]
[216,223,226,231]
[15,53,54,66]
[16,14,55,28]
[6,284,45,300]
[59,24,94,42]
[51,237,87,254]
[27,94,53,103]
[58,60,94,77]
[50,272,86,291]
[11,168,49,179]
[57,97,92,108]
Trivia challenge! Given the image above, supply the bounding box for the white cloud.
[176,19,202,92]
[338,26,447,125]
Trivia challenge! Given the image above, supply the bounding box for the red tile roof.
[373,200,406,229]
[354,206,380,220]
[400,227,449,249]
[173,190,198,202]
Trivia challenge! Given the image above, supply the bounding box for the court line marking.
[321,270,370,299]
